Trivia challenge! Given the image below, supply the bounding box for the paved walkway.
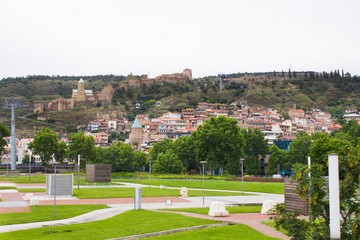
[0,182,288,239]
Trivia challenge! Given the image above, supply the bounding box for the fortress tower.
[77,78,85,98]
[182,68,192,80]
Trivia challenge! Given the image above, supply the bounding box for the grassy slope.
[0,210,216,240]
[147,224,280,240]
[0,205,108,225]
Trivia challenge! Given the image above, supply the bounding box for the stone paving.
[0,182,289,239]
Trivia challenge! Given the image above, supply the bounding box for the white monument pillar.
[328,154,340,239]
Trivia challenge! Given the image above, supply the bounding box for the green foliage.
[54,141,68,164]
[272,204,312,239]
[274,133,360,239]
[68,132,96,165]
[108,131,125,143]
[103,142,147,172]
[244,156,261,175]
[288,133,312,165]
[192,116,245,175]
[149,139,173,162]
[153,149,184,174]
[171,136,198,173]
[266,145,287,175]
[28,128,59,166]
[241,128,268,175]
[0,123,10,154]
[242,128,268,158]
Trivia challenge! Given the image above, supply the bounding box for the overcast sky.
[0,0,359,79]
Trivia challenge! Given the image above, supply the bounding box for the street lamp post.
[149,159,152,175]
[200,161,207,205]
[77,155,81,190]
[53,163,57,219]
[240,158,245,194]
[28,150,32,181]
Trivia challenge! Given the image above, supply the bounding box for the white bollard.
[328,154,340,239]
[134,187,141,210]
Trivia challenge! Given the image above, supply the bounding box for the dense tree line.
[0,74,126,84]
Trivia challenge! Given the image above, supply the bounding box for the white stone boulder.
[179,187,188,197]
[23,193,34,201]
[261,200,277,214]
[208,201,229,217]
[30,198,40,206]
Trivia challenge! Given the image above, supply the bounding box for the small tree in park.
[28,128,59,166]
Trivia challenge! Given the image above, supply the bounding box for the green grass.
[0,186,16,190]
[0,205,108,226]
[0,175,46,183]
[113,178,284,194]
[147,224,280,240]
[0,210,217,240]
[18,188,45,192]
[165,205,262,215]
[72,187,245,199]
[262,220,288,236]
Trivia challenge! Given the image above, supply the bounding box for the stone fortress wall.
[120,69,192,90]
[34,69,191,113]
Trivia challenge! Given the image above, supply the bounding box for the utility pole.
[3,98,22,170]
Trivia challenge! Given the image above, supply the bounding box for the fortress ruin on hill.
[119,68,192,90]
[34,78,115,113]
[33,69,192,113]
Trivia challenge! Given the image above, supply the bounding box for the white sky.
[0,0,359,79]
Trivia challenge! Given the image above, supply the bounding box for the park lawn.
[0,210,217,240]
[0,175,46,183]
[18,188,45,192]
[165,205,262,215]
[73,187,245,199]
[0,186,16,190]
[262,221,288,236]
[0,205,108,226]
[1,174,118,186]
[147,224,280,240]
[113,178,284,194]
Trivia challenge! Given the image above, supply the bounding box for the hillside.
[1,72,359,137]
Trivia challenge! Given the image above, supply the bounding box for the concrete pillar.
[328,154,340,239]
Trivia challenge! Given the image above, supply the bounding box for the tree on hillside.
[0,123,10,154]
[28,128,59,166]
[192,116,245,175]
[68,132,96,166]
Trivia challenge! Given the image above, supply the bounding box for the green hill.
[1,72,359,137]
